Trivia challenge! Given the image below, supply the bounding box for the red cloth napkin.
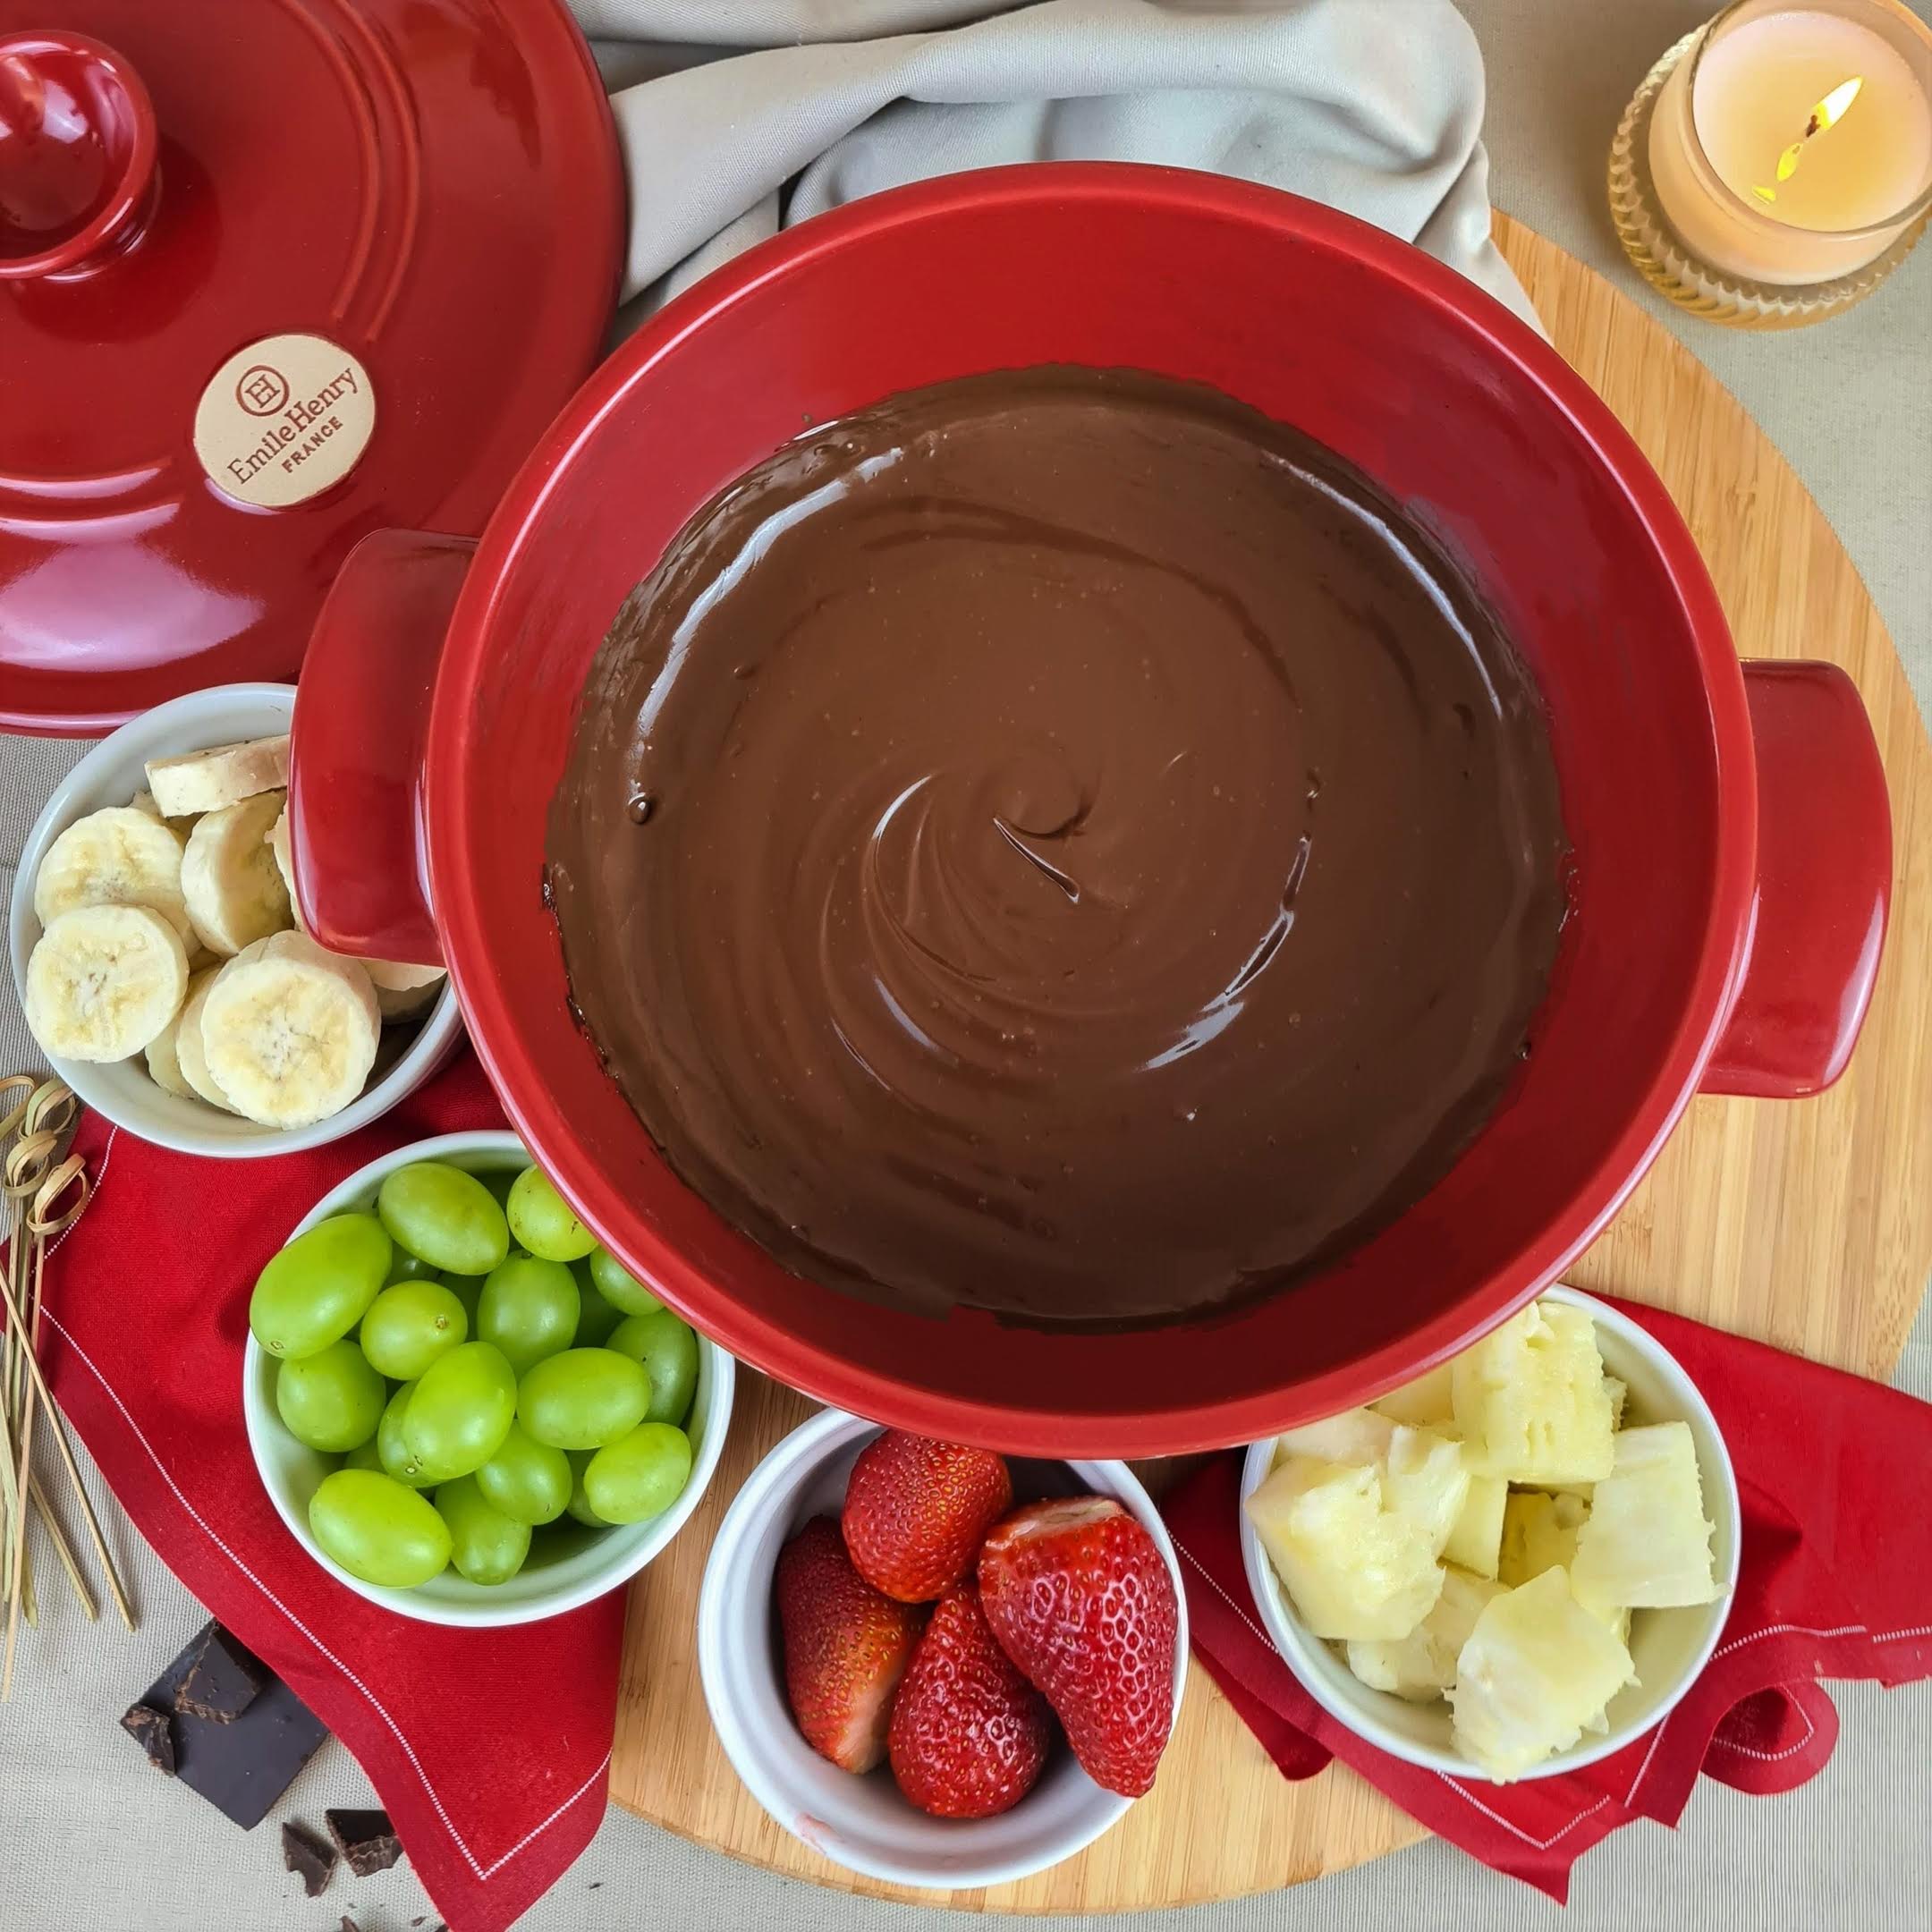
[35,1053,623,1932]
[1164,1302,1932,1902]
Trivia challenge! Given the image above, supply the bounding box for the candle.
[1647,0,1932,285]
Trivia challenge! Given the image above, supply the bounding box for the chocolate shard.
[175,1623,273,1723]
[120,1702,176,1776]
[281,1821,337,1898]
[326,1807,404,1877]
[135,1618,330,1829]
[340,1918,360,1932]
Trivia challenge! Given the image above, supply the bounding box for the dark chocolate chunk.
[120,1702,176,1775]
[135,1619,329,1829]
[175,1623,272,1723]
[281,1821,337,1897]
[326,1807,404,1877]
[340,1919,360,1932]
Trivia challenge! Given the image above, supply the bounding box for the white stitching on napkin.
[1436,1779,1612,1850]
[1711,1621,1867,1658]
[1622,1710,1673,1805]
[1174,1539,1281,1654]
[1707,1702,1818,1763]
[41,1307,610,1881]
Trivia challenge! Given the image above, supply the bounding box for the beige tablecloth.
[1,3,1927,1928]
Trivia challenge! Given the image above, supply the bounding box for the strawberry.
[842,1429,1013,1603]
[887,1583,1051,1818]
[978,1496,1179,1798]
[775,1516,926,1773]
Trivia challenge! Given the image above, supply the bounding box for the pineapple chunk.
[1443,1472,1508,1579]
[1370,1362,1454,1428]
[1604,1375,1628,1429]
[1246,1455,1445,1641]
[1452,1301,1615,1484]
[1384,1426,1470,1555]
[1496,1490,1589,1587]
[1570,1421,1719,1607]
[1449,1566,1637,1779]
[1273,1407,1394,1468]
[1500,1490,1631,1636]
[1348,1565,1503,1699]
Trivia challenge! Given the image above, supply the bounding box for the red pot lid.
[0,3,622,733]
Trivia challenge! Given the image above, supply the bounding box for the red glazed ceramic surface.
[292,167,1891,1456]
[0,1,621,734]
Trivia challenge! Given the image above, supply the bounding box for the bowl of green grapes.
[242,1131,735,1625]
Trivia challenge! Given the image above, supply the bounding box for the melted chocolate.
[547,369,1567,1326]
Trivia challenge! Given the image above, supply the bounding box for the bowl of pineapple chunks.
[1240,1284,1739,1783]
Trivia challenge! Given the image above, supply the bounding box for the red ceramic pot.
[292,166,1890,1457]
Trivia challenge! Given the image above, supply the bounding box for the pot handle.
[288,530,476,968]
[1699,660,1890,1099]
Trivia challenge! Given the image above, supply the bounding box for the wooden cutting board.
[606,216,1932,1910]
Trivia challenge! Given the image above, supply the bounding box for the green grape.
[343,1435,384,1472]
[250,1213,391,1360]
[377,1382,441,1487]
[505,1166,597,1263]
[517,1348,649,1451]
[386,1250,438,1284]
[360,1280,468,1381]
[402,1341,516,1479]
[440,1272,484,1325]
[274,1340,386,1453]
[309,1470,452,1589]
[586,1245,663,1318]
[584,1423,691,1525]
[474,1423,572,1526]
[606,1309,699,1426]
[564,1452,609,1528]
[376,1162,510,1275]
[477,1255,580,1376]
[570,1260,623,1347]
[435,1475,531,1586]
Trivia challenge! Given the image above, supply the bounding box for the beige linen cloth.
[571,0,1539,327]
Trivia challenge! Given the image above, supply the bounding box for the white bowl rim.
[8,681,463,1158]
[1238,1282,1741,1782]
[242,1127,736,1627]
[697,1404,1191,1890]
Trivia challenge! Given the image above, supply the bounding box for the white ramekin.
[242,1130,736,1627]
[1240,1282,1741,1782]
[698,1405,1189,1889]
[8,682,462,1157]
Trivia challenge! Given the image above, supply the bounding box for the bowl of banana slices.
[9,683,462,1157]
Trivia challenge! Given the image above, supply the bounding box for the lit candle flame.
[1752,76,1863,203]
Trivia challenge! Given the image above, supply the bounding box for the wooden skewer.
[0,1106,132,1686]
[27,1474,96,1623]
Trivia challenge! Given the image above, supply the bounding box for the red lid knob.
[0,30,157,280]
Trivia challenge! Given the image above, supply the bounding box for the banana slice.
[267,808,446,1012]
[145,733,290,819]
[146,964,219,1098]
[267,808,298,905]
[173,968,232,1110]
[33,806,192,945]
[200,932,379,1128]
[25,905,189,1063]
[182,791,292,957]
[130,788,199,835]
[376,978,445,1021]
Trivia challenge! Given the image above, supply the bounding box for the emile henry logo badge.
[194,333,377,509]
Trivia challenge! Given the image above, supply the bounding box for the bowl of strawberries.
[697,1411,1187,1888]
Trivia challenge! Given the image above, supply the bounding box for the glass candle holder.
[1609,0,1932,328]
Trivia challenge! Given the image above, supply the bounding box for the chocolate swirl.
[547,369,1567,1326]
